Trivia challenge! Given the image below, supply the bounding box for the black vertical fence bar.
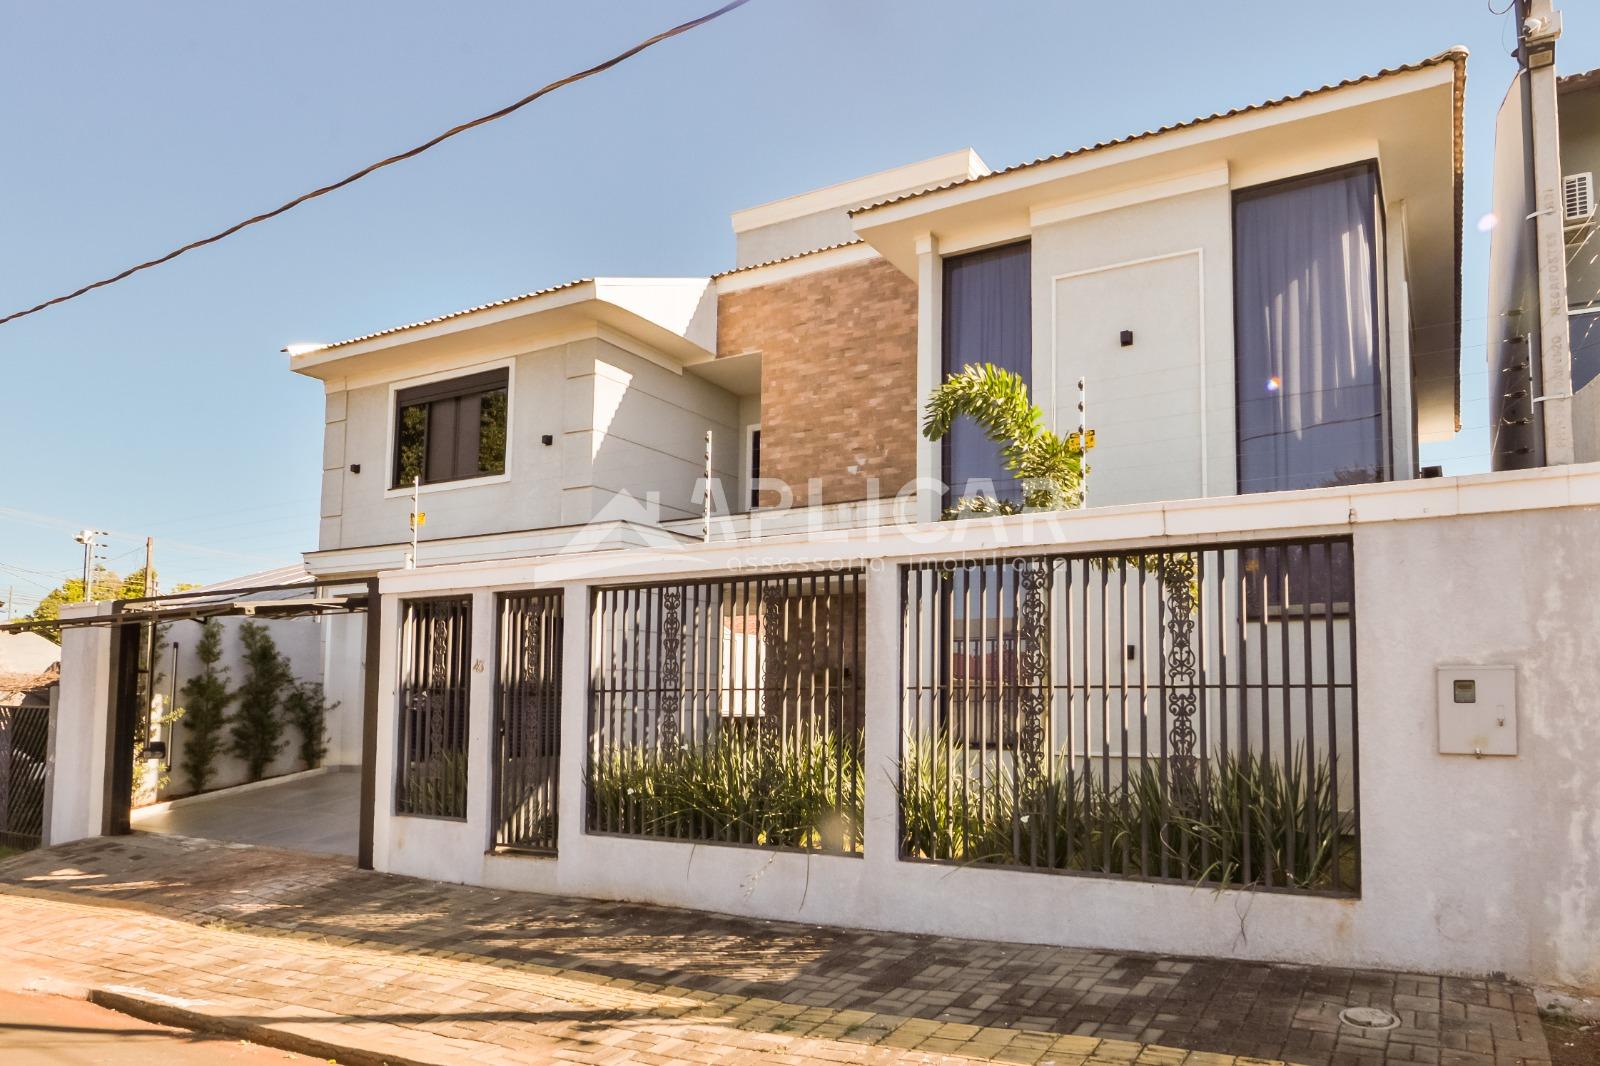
[395,596,472,820]
[1342,540,1363,891]
[587,570,865,854]
[900,537,1360,895]
[493,590,562,854]
[1322,542,1342,892]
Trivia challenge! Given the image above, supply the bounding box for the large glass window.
[393,367,509,488]
[941,241,1032,504]
[1234,164,1386,493]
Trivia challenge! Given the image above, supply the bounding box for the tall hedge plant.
[229,622,292,781]
[178,620,233,794]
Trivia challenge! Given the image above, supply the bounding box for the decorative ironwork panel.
[901,537,1359,896]
[587,571,866,854]
[396,596,472,819]
[494,590,563,853]
[0,705,49,850]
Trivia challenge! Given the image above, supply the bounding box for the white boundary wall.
[46,465,1600,990]
[370,464,1600,992]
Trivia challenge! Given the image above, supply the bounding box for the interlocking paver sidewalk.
[0,835,1550,1066]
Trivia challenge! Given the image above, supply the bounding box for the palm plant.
[922,363,1087,515]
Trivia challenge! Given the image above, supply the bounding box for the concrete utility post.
[1519,0,1575,464]
[74,529,102,602]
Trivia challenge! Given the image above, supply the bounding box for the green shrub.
[399,750,469,819]
[283,680,335,771]
[899,736,1354,891]
[178,620,234,794]
[229,622,292,782]
[587,727,863,852]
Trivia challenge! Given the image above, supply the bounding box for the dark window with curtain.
[941,241,1032,504]
[1234,163,1386,494]
[393,367,509,488]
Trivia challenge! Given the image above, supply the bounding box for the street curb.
[88,986,450,1066]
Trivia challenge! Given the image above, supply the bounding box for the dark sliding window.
[393,367,509,488]
[941,241,1031,505]
[1234,163,1386,493]
[748,428,761,508]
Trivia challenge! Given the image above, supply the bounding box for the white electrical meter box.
[1436,665,1517,756]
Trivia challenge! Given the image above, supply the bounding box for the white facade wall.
[911,170,1429,515]
[319,336,740,557]
[366,466,1600,992]
[1031,184,1237,504]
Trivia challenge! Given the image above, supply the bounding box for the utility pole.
[1516,0,1574,464]
[142,536,159,760]
[74,529,104,602]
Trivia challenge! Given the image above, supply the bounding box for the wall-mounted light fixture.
[1119,329,1134,347]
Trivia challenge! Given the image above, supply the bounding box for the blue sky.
[2,1,1596,606]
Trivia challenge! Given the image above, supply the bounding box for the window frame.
[939,239,1034,510]
[383,359,516,498]
[744,423,762,510]
[1229,160,1391,496]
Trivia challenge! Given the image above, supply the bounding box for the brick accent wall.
[717,257,918,506]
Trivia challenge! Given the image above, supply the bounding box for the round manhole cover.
[1339,1007,1400,1031]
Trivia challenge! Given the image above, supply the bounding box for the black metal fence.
[900,537,1359,894]
[0,705,49,850]
[587,571,865,853]
[396,596,472,819]
[494,591,563,853]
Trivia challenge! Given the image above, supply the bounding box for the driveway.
[131,769,359,856]
[0,835,1552,1066]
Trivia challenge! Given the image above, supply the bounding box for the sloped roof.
[289,278,592,355]
[849,48,1468,217]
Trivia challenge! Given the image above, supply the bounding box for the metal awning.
[0,579,370,634]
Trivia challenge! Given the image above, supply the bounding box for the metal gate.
[396,596,473,820]
[494,591,563,853]
[0,704,49,850]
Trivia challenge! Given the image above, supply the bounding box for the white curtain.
[1235,166,1385,492]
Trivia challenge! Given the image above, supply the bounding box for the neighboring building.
[1560,68,1600,453]
[290,49,1465,570]
[1484,1,1600,466]
[0,631,61,677]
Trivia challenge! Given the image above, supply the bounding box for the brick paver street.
[0,835,1551,1066]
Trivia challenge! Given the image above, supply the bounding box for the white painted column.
[556,582,589,864]
[1385,201,1418,480]
[465,590,497,853]
[47,603,114,845]
[370,590,399,872]
[861,561,901,874]
[915,234,943,524]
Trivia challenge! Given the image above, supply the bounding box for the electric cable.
[0,0,752,328]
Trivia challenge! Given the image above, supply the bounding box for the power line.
[0,0,752,329]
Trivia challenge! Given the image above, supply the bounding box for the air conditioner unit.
[1564,172,1595,223]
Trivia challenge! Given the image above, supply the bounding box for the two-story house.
[290,48,1464,718]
